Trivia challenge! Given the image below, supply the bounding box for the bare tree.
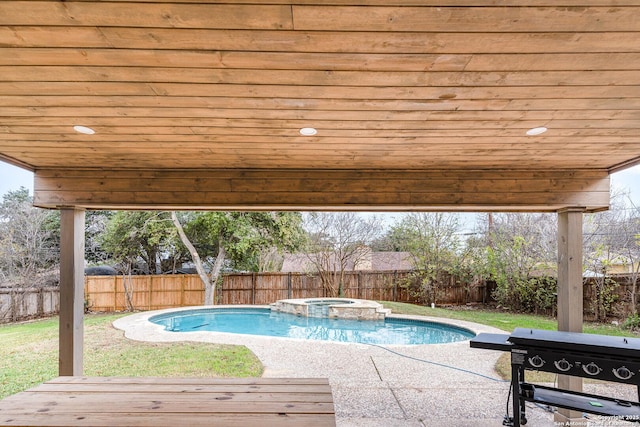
[618,196,640,314]
[0,188,58,287]
[0,188,59,320]
[584,190,640,320]
[302,212,382,297]
[474,213,558,312]
[392,213,462,304]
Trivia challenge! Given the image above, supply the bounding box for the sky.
[1,160,638,217]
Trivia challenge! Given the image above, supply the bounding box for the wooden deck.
[0,376,336,427]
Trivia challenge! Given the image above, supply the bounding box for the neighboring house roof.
[281,254,311,273]
[281,251,413,273]
[586,252,638,275]
[372,252,414,271]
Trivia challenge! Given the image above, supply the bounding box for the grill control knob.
[528,355,545,368]
[613,366,634,380]
[554,359,572,372]
[583,362,602,376]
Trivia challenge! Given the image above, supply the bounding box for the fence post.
[252,273,256,305]
[219,276,224,305]
[148,276,153,310]
[10,289,16,322]
[37,287,44,317]
[180,275,185,307]
[113,276,117,312]
[393,271,398,302]
[83,278,88,312]
[287,273,292,299]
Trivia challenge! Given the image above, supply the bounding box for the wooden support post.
[59,208,85,376]
[558,208,584,333]
[555,208,584,423]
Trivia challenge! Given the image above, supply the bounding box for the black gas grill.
[471,328,640,426]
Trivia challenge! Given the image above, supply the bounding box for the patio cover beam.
[33,168,610,212]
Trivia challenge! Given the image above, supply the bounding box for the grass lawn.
[381,301,640,382]
[381,301,637,336]
[0,313,263,399]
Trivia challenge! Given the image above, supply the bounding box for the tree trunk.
[630,258,640,315]
[123,265,135,311]
[170,212,213,305]
[154,251,162,274]
[207,240,226,305]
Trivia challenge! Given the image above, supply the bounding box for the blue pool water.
[149,308,475,345]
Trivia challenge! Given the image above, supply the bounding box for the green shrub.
[623,313,640,331]
[492,276,557,314]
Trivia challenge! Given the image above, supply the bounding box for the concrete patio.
[114,307,597,426]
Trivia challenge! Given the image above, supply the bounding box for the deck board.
[0,377,336,427]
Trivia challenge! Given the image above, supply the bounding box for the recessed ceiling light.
[299,127,317,136]
[526,126,547,136]
[73,125,96,135]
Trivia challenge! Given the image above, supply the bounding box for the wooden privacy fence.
[0,287,59,323]
[220,271,405,305]
[84,271,491,312]
[84,275,204,312]
[2,273,637,320]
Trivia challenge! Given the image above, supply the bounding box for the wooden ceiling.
[0,1,639,211]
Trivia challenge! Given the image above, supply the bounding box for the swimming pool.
[149,307,476,345]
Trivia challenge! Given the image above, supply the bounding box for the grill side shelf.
[469,333,512,352]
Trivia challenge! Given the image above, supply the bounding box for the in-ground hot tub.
[270,298,390,320]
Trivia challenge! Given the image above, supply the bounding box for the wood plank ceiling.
[0,1,638,211]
